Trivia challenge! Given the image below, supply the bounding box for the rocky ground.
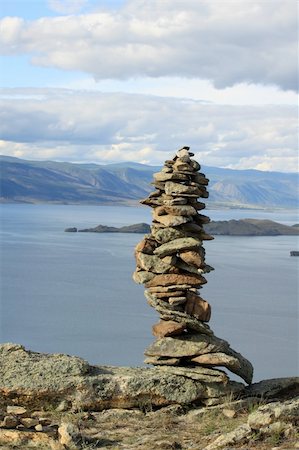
[0,344,298,449]
[0,396,298,449]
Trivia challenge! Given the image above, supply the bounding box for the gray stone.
[151,226,186,244]
[193,173,209,185]
[157,366,228,383]
[153,172,189,182]
[156,205,198,217]
[20,418,39,429]
[248,398,299,429]
[190,160,201,171]
[135,252,176,274]
[153,237,202,257]
[192,353,245,377]
[204,424,252,450]
[6,406,27,416]
[165,181,201,196]
[244,377,299,399]
[1,416,19,429]
[175,259,201,274]
[144,333,253,384]
[145,291,213,336]
[162,197,188,206]
[144,334,226,358]
[58,422,80,448]
[144,356,181,366]
[132,270,155,284]
[153,210,192,227]
[0,343,247,411]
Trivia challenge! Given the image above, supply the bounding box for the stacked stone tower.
[133,147,253,385]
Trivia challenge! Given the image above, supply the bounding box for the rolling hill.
[0,155,298,209]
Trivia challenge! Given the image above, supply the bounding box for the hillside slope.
[0,155,298,208]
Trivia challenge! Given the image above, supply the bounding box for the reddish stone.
[145,273,207,288]
[135,238,157,255]
[152,320,186,338]
[179,250,203,268]
[184,292,211,322]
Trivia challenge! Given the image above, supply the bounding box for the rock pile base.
[133,147,253,384]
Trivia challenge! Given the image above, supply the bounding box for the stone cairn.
[133,147,253,385]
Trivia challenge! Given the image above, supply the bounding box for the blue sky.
[0,0,297,171]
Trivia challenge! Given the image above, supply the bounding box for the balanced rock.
[133,147,253,387]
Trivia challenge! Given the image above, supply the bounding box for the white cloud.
[47,0,89,14]
[0,88,297,172]
[0,0,297,91]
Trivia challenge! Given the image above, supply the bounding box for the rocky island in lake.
[65,219,299,235]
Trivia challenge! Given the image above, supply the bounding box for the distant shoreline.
[65,219,299,236]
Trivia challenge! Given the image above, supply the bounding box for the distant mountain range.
[0,155,298,209]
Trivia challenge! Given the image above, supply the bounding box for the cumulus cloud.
[0,88,297,172]
[0,0,297,91]
[48,0,89,14]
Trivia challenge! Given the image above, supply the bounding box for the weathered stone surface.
[193,173,209,185]
[153,171,189,182]
[179,250,204,268]
[244,376,299,399]
[173,160,193,172]
[159,205,198,217]
[151,226,186,244]
[144,334,253,384]
[20,417,39,428]
[157,366,228,383]
[135,237,158,254]
[175,259,201,274]
[144,334,223,358]
[144,357,181,366]
[148,285,191,292]
[153,237,202,257]
[168,296,187,306]
[248,397,299,429]
[145,291,213,336]
[190,160,200,171]
[152,320,186,338]
[191,352,247,378]
[58,422,80,448]
[132,270,155,284]
[154,290,185,298]
[0,344,247,411]
[165,181,201,196]
[6,406,27,416]
[184,292,211,321]
[204,423,252,450]
[145,273,207,288]
[135,252,176,274]
[0,429,63,450]
[1,416,19,428]
[153,210,192,227]
[162,197,187,206]
[188,201,206,210]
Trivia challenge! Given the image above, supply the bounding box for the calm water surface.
[0,204,298,382]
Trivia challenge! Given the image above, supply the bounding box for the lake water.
[0,204,298,383]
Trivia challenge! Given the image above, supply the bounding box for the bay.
[0,204,298,383]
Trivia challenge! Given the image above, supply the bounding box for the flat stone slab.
[144,334,254,384]
[0,344,245,410]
